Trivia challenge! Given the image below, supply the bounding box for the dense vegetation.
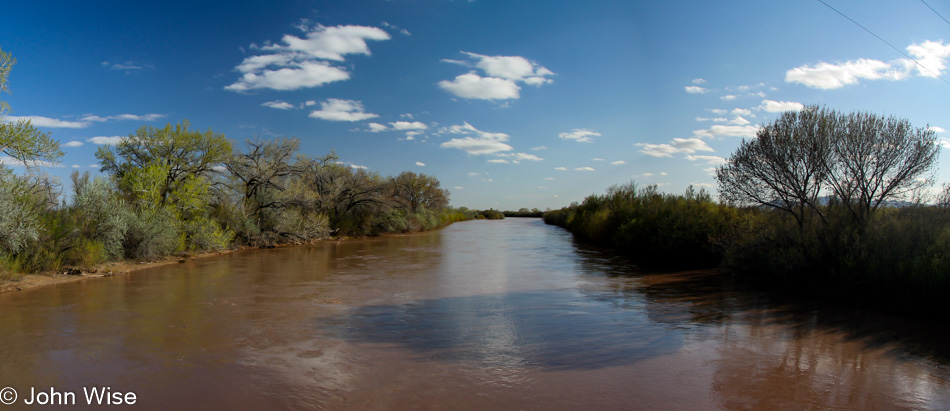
[0,48,484,280]
[546,106,950,317]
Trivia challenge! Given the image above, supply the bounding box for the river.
[1,218,949,410]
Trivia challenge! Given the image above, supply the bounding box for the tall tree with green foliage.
[96,121,233,256]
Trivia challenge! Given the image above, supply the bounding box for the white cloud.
[87,136,125,145]
[390,121,428,130]
[367,122,389,132]
[467,172,480,177]
[487,159,509,164]
[227,61,351,92]
[554,167,568,171]
[350,164,369,170]
[720,95,737,101]
[685,155,727,165]
[89,164,100,168]
[611,160,625,165]
[692,78,706,84]
[785,40,950,89]
[637,143,679,158]
[415,162,426,166]
[63,141,83,147]
[693,124,758,139]
[261,100,294,110]
[498,152,543,162]
[671,137,714,153]
[454,186,463,190]
[693,182,715,188]
[5,116,89,128]
[729,116,750,125]
[574,167,595,171]
[592,158,605,161]
[72,165,80,168]
[708,108,728,115]
[637,138,713,157]
[731,108,753,117]
[930,126,945,133]
[558,129,600,143]
[308,98,378,121]
[440,122,513,155]
[544,177,555,181]
[102,61,148,71]
[80,113,165,122]
[531,146,547,151]
[758,99,804,113]
[439,51,553,100]
[439,73,521,100]
[641,173,655,178]
[685,86,708,94]
[227,24,389,92]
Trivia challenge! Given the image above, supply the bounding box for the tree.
[717,105,832,232]
[717,105,939,231]
[390,171,449,212]
[0,48,62,168]
[96,120,231,206]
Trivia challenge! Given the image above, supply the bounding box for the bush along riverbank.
[546,106,950,318]
[0,121,492,283]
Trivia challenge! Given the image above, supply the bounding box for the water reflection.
[0,218,948,409]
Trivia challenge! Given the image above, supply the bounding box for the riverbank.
[0,220,473,296]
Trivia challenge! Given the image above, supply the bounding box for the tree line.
[546,105,950,317]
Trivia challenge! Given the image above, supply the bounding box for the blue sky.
[1,0,949,210]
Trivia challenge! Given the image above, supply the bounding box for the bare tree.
[717,105,939,231]
[716,105,832,233]
[823,111,939,226]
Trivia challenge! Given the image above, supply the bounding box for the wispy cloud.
[5,116,89,128]
[261,100,295,110]
[87,136,126,145]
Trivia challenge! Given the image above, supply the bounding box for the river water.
[1,218,949,410]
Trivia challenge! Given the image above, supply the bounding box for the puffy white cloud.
[367,122,389,132]
[637,138,714,157]
[390,121,428,130]
[671,137,714,153]
[350,164,369,170]
[261,100,294,110]
[415,162,426,166]
[731,108,753,117]
[5,116,89,128]
[685,86,708,94]
[685,155,727,165]
[487,159,509,164]
[611,160,625,165]
[574,167,595,171]
[439,122,514,155]
[454,186,463,190]
[439,73,520,100]
[63,141,83,147]
[227,24,389,92]
[758,99,804,113]
[720,94,737,101]
[636,143,678,157]
[929,126,945,133]
[227,61,351,92]
[87,136,125,145]
[554,166,568,171]
[692,124,758,139]
[785,40,950,89]
[729,116,750,125]
[558,129,600,143]
[439,51,553,100]
[308,98,378,121]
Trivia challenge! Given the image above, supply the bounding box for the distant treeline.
[503,208,544,218]
[0,121,488,279]
[545,106,950,317]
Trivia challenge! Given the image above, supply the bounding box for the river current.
[1,218,949,409]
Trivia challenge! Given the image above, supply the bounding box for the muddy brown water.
[1,218,949,410]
